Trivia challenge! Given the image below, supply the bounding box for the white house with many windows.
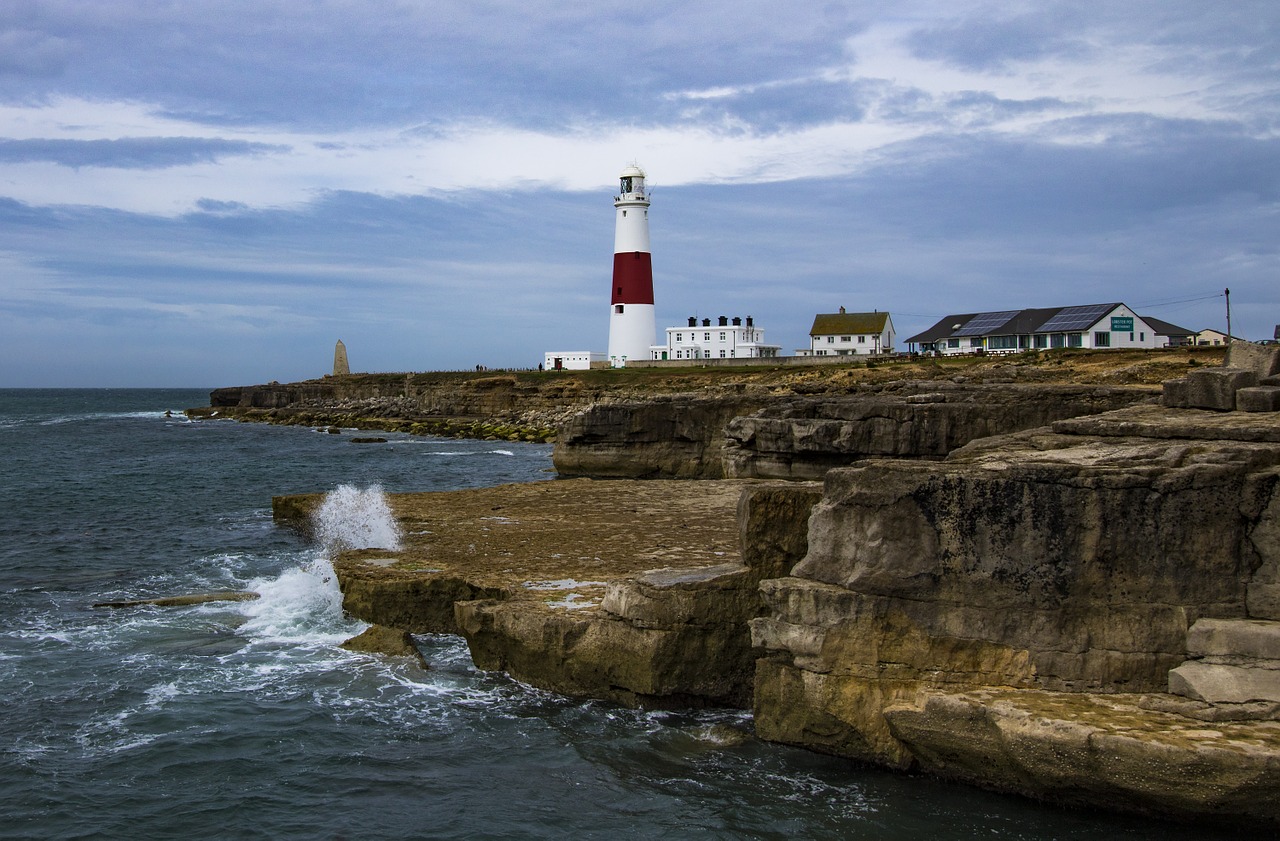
[651,315,781,360]
[905,303,1191,356]
[796,309,895,357]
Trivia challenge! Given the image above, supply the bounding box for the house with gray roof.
[905,303,1192,356]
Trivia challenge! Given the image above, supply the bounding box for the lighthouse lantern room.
[608,164,657,366]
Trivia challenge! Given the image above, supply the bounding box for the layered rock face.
[723,384,1152,480]
[555,384,1154,480]
[552,394,768,479]
[751,405,1280,819]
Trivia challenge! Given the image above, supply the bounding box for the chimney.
[746,316,754,327]
[732,317,741,326]
[702,318,711,327]
[688,316,697,327]
[718,316,728,326]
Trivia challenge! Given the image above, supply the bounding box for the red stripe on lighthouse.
[611,252,653,305]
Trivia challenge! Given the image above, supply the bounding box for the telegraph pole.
[1225,287,1232,344]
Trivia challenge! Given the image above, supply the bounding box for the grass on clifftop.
[310,346,1226,396]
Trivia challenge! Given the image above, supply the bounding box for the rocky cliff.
[553,384,1154,479]
[750,399,1280,822]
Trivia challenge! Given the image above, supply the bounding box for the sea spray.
[239,485,400,643]
[312,484,403,554]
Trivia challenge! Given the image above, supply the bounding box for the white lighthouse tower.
[607,164,656,366]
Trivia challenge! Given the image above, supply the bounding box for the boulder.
[1238,386,1280,413]
[1227,340,1280,377]
[340,624,429,668]
[1184,368,1259,410]
[1168,662,1280,703]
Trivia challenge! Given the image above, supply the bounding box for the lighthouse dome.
[619,164,646,179]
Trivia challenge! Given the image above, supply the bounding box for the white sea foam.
[312,484,403,554]
[239,557,357,645]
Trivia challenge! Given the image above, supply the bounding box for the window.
[970,337,983,348]
[719,350,726,357]
[719,332,726,341]
[827,336,835,343]
[675,333,682,342]
[1140,332,1145,341]
[1068,333,1083,347]
[705,350,712,358]
[840,336,851,342]
[858,336,866,343]
[1050,334,1065,348]
[704,333,710,341]
[615,305,623,314]
[947,338,960,348]
[1094,331,1110,347]
[1034,334,1047,348]
[1129,332,1134,341]
[676,351,682,359]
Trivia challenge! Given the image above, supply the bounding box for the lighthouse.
[607,164,656,366]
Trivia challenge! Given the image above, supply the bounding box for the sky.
[0,1,1277,387]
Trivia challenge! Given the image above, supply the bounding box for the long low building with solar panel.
[904,303,1194,356]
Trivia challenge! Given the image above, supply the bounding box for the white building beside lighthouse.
[607,164,657,367]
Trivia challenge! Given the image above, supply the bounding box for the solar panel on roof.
[1038,304,1114,333]
[953,310,1020,337]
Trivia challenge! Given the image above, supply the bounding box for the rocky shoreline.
[209,344,1280,826]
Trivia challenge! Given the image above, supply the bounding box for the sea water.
[0,389,1238,840]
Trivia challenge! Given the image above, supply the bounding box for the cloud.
[0,28,70,77]
[0,136,286,168]
[0,1,1277,385]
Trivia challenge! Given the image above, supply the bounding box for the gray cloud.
[0,137,287,169]
[0,28,70,77]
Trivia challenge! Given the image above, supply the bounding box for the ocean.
[0,389,1238,840]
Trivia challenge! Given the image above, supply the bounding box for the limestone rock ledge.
[884,689,1280,824]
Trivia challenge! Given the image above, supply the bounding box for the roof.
[905,313,976,344]
[1143,317,1196,338]
[809,311,891,336]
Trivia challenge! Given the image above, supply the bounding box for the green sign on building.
[1111,316,1134,332]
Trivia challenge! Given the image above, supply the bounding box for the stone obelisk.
[333,339,350,376]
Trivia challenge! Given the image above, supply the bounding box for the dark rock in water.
[94,590,260,609]
[326,426,342,434]
[272,492,326,537]
[340,624,428,667]
[350,436,388,444]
